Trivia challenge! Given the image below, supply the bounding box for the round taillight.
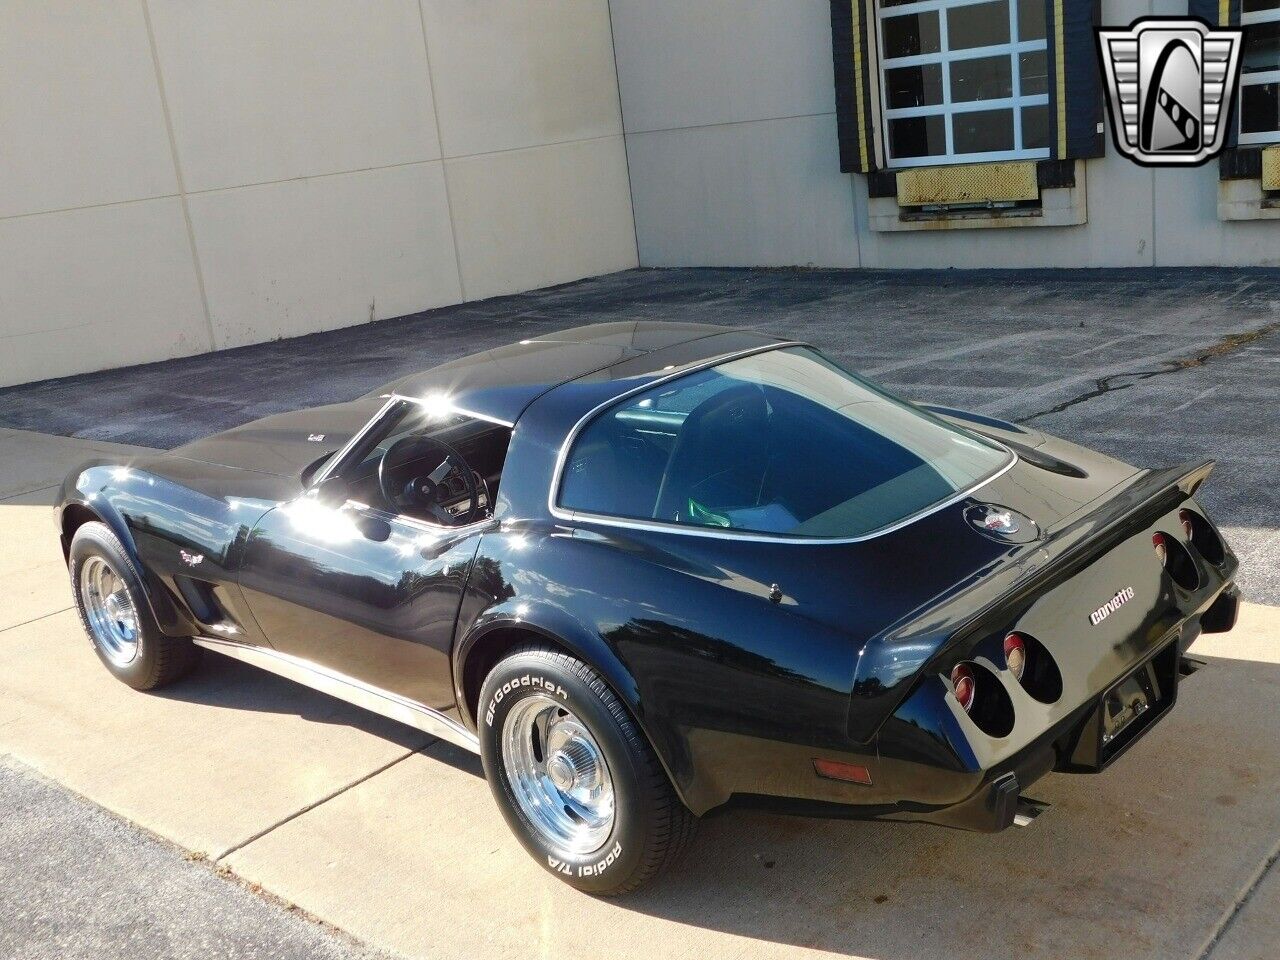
[1179,509,1195,540]
[1152,532,1168,567]
[951,663,975,712]
[1003,633,1027,680]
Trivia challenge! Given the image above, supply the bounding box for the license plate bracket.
[1101,665,1158,745]
[1095,641,1179,765]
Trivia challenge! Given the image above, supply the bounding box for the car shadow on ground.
[156,654,429,752]
[602,652,1278,959]
[166,646,1278,959]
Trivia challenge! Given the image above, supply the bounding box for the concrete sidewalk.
[1,426,1278,960]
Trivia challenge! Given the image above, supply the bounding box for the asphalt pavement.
[0,757,386,960]
[1,266,1276,601]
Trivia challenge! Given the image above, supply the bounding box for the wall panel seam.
[416,0,466,301]
[624,111,837,138]
[605,0,641,267]
[139,0,216,351]
[0,194,181,223]
[181,160,445,198]
[441,132,628,163]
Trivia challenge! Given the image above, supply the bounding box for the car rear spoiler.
[847,459,1217,743]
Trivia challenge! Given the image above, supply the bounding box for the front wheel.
[478,644,695,895]
[69,521,200,690]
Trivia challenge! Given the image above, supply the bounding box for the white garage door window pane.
[947,1,1009,49]
[881,11,942,58]
[889,114,949,157]
[954,108,1015,152]
[877,0,1051,168]
[950,55,1013,102]
[885,63,945,108]
[1241,3,1280,144]
[1019,50,1048,96]
[1021,103,1051,148]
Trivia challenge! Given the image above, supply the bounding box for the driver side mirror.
[312,473,350,506]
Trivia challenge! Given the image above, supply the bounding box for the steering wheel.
[377,435,482,526]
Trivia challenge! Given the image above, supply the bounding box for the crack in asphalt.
[1023,322,1280,423]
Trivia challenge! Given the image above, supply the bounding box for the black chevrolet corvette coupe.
[56,322,1240,893]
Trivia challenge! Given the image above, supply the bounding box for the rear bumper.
[913,649,1183,832]
[881,584,1238,833]
[860,570,1239,834]
[727,581,1239,830]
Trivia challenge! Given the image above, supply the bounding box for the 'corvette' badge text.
[1089,586,1135,625]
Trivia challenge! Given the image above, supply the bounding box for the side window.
[557,348,1010,539]
[337,400,512,526]
[559,368,728,522]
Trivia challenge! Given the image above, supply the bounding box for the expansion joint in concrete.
[210,740,434,863]
[1193,837,1280,960]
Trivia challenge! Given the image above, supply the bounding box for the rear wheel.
[69,521,200,690]
[478,643,695,895]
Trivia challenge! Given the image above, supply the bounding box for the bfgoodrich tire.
[69,521,200,691]
[478,643,695,895]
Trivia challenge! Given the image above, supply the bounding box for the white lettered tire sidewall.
[478,649,653,894]
[68,520,199,691]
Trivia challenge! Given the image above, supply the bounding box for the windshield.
[557,346,1012,539]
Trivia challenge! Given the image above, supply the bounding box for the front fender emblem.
[308,433,326,442]
[180,550,204,567]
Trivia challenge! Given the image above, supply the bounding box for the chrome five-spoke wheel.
[501,694,615,855]
[79,555,140,666]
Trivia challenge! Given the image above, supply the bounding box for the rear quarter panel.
[455,521,868,814]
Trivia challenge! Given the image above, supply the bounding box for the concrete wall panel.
[188,163,461,349]
[610,0,835,133]
[0,1,176,218]
[421,0,622,158]
[627,115,859,267]
[2,2,636,386]
[148,0,441,192]
[0,200,208,386]
[1153,169,1280,267]
[445,136,637,301]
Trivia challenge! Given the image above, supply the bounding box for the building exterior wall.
[612,0,1280,270]
[0,0,637,388]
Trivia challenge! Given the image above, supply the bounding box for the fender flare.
[454,599,707,813]
[59,494,192,637]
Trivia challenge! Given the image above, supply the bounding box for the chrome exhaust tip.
[1013,796,1050,827]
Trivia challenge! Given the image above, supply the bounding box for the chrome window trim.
[193,636,479,753]
[546,342,1018,546]
[312,394,508,534]
[386,393,516,429]
[311,396,401,488]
